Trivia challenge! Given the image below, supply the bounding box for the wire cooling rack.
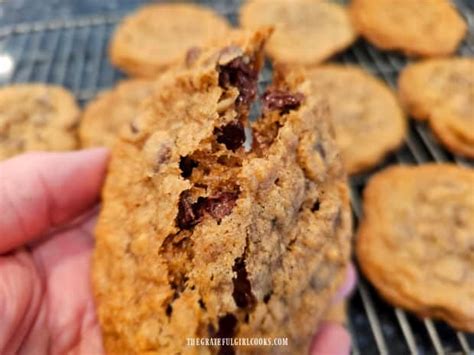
[0,0,472,354]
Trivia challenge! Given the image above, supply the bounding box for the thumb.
[0,149,109,253]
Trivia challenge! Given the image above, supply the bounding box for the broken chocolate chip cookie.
[93,28,352,354]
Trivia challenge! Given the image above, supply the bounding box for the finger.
[0,249,43,354]
[310,322,351,355]
[0,149,109,253]
[28,224,99,354]
[333,263,357,304]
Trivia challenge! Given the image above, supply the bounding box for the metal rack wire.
[0,1,472,354]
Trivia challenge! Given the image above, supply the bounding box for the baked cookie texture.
[350,0,467,57]
[283,65,406,174]
[93,28,352,354]
[399,57,474,158]
[240,0,356,66]
[357,164,474,332]
[80,79,155,148]
[0,84,79,160]
[110,3,231,78]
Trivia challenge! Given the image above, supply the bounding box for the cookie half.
[110,4,231,77]
[284,65,406,174]
[399,57,474,158]
[357,164,474,332]
[350,0,467,57]
[93,28,352,354]
[80,79,155,148]
[240,0,356,66]
[0,84,79,160]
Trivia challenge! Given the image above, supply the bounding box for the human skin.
[0,149,354,355]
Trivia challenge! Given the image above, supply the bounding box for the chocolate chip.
[177,190,238,229]
[261,89,304,114]
[200,191,239,220]
[156,145,171,166]
[232,257,256,309]
[165,304,173,317]
[215,121,245,151]
[312,199,321,212]
[219,344,235,355]
[179,156,198,178]
[218,57,257,107]
[214,313,237,355]
[185,46,201,67]
[176,190,203,230]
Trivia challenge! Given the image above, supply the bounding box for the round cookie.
[399,58,474,158]
[110,4,231,77]
[80,79,155,148]
[350,0,467,57]
[285,65,406,174]
[0,84,79,161]
[240,0,356,66]
[357,164,474,332]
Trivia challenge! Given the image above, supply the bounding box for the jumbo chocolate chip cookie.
[110,3,231,78]
[350,0,467,57]
[357,164,474,332]
[240,0,356,66]
[80,79,155,148]
[399,57,474,158]
[93,28,352,354]
[284,65,406,174]
[0,84,79,160]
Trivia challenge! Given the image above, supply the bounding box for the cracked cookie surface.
[110,3,231,78]
[285,65,406,174]
[0,84,79,160]
[357,164,474,332]
[93,29,352,354]
[350,0,466,57]
[80,79,155,148]
[399,57,474,158]
[240,0,356,66]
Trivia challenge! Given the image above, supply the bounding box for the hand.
[0,149,108,354]
[0,149,355,355]
[311,265,356,355]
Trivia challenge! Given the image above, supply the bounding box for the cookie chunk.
[350,0,467,57]
[93,29,352,354]
[357,164,474,332]
[399,58,474,158]
[80,79,155,148]
[240,0,356,66]
[110,4,231,77]
[284,65,406,174]
[0,84,79,160]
